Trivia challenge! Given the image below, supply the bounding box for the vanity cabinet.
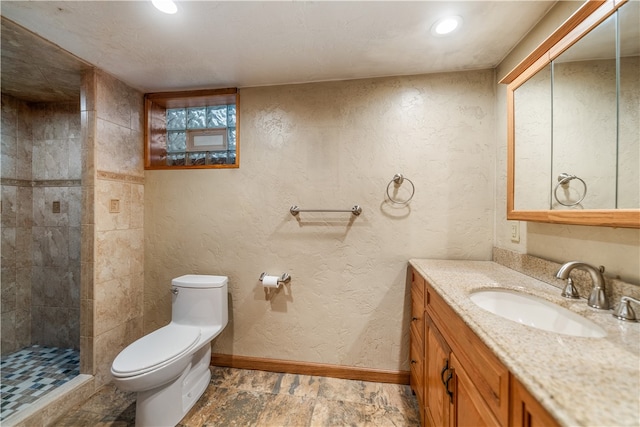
[409,269,426,425]
[409,266,558,427]
[425,271,510,426]
[510,376,560,427]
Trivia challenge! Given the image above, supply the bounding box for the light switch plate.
[510,221,520,243]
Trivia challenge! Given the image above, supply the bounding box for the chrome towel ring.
[553,173,587,207]
[386,173,415,205]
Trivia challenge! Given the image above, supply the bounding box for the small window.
[144,88,239,169]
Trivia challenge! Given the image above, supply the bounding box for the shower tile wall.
[82,68,145,388]
[30,102,81,349]
[1,94,81,354]
[1,94,33,355]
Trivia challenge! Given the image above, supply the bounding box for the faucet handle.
[612,296,640,322]
[561,278,580,299]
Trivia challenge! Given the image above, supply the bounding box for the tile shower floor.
[0,345,80,421]
[55,366,421,426]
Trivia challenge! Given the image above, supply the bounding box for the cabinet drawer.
[411,291,425,339]
[410,327,424,403]
[426,282,510,426]
[411,268,425,338]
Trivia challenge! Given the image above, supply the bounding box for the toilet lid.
[111,324,200,377]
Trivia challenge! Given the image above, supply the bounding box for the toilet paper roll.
[262,275,280,288]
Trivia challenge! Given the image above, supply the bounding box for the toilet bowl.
[111,274,228,427]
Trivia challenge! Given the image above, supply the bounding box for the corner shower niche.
[1,96,81,359]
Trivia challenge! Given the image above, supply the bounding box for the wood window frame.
[144,87,239,170]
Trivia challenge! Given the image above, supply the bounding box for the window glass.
[144,88,239,169]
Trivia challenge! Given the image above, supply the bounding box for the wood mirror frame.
[500,0,639,229]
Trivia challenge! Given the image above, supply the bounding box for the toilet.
[110,274,228,427]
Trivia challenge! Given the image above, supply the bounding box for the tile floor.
[0,346,80,421]
[54,366,420,426]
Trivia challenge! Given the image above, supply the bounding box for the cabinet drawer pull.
[445,369,454,403]
[411,359,417,364]
[440,359,449,385]
[412,316,418,321]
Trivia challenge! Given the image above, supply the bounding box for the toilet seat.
[111,324,200,377]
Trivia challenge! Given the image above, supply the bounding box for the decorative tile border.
[0,178,81,187]
[96,170,144,184]
[32,180,81,187]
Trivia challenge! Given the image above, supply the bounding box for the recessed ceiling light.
[431,16,463,37]
[152,0,178,14]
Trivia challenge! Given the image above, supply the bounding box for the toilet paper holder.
[259,272,291,286]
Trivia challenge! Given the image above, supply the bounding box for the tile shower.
[1,95,81,420]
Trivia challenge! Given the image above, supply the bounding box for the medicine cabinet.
[501,0,639,228]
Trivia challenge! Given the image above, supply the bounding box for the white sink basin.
[469,288,606,338]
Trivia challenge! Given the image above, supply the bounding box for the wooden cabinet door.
[450,352,500,427]
[426,282,510,425]
[510,376,560,427]
[425,322,452,427]
[411,268,560,427]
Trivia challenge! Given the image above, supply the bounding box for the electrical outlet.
[109,199,120,213]
[510,221,520,243]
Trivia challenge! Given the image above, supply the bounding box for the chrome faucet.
[556,261,609,310]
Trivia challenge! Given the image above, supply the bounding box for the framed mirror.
[617,2,640,210]
[501,0,639,228]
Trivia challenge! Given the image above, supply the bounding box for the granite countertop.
[409,259,640,427]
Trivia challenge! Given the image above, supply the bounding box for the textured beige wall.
[495,3,640,285]
[82,69,145,386]
[144,71,496,371]
[496,1,582,81]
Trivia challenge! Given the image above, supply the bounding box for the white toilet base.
[135,345,212,427]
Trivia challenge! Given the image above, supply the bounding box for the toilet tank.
[171,275,228,328]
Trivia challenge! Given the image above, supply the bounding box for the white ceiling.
[0,1,556,94]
